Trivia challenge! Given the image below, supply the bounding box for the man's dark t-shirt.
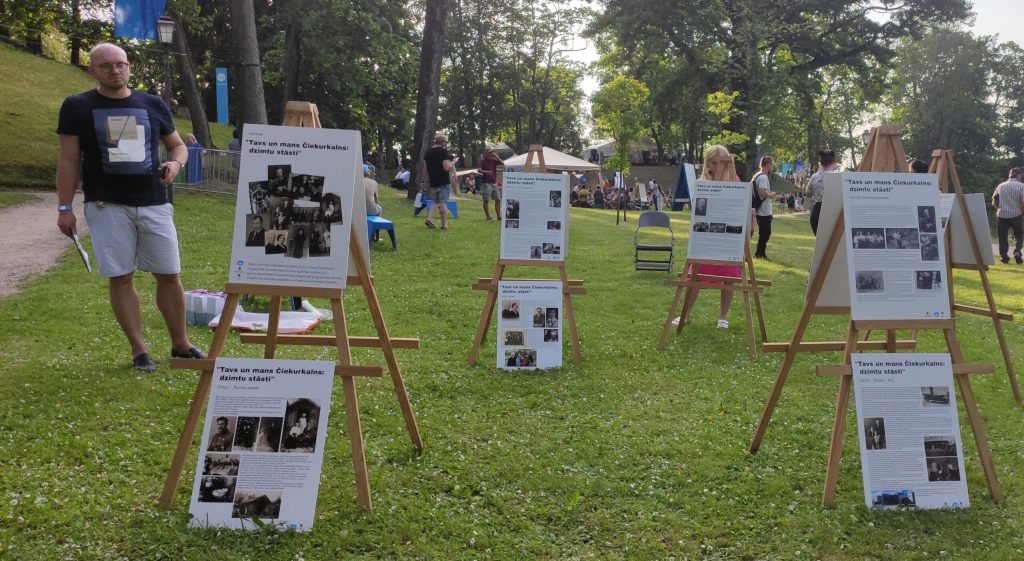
[56,89,175,206]
[423,146,451,188]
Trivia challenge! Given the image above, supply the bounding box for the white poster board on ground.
[842,173,950,321]
[852,353,969,510]
[188,358,335,530]
[497,281,562,369]
[687,180,751,262]
[500,172,569,261]
[231,124,360,289]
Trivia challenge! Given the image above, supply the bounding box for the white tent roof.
[502,146,601,171]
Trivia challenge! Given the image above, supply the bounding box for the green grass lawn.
[0,190,36,210]
[1,193,1023,560]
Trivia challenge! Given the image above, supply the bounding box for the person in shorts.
[423,133,455,230]
[56,43,206,372]
[477,147,504,221]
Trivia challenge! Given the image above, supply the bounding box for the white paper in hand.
[71,233,92,273]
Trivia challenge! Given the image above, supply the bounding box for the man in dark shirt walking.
[423,133,455,230]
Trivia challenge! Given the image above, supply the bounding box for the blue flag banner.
[215,67,229,124]
[114,0,167,40]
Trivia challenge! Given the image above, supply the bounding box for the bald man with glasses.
[56,42,206,372]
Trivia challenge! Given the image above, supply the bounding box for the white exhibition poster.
[500,172,569,261]
[852,353,969,510]
[948,192,995,266]
[807,173,849,306]
[231,124,360,289]
[188,358,335,531]
[496,281,563,369]
[687,180,750,262]
[842,173,950,320]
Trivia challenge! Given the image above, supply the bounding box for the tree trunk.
[230,0,268,126]
[282,0,304,112]
[70,0,82,66]
[409,0,449,198]
[170,15,212,148]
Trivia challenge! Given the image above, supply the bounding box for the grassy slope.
[0,190,1022,560]
[0,44,232,187]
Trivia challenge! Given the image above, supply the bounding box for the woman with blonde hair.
[680,145,746,329]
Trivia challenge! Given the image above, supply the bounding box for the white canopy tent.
[502,146,601,173]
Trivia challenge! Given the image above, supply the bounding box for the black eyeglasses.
[96,62,130,73]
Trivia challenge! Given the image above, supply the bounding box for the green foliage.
[2,193,1024,559]
[592,75,649,174]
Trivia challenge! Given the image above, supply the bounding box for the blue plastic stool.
[367,215,397,248]
[414,197,458,219]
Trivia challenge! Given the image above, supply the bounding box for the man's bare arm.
[56,134,81,236]
[160,131,188,185]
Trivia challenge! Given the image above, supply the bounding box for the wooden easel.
[658,242,770,358]
[929,149,1020,403]
[751,126,918,453]
[159,102,422,515]
[468,145,586,365]
[815,320,1000,505]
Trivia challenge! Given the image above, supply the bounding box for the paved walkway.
[0,191,87,298]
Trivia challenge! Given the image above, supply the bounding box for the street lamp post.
[156,16,175,107]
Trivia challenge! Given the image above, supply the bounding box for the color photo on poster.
[188,358,335,531]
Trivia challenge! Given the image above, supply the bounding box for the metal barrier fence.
[172,148,240,196]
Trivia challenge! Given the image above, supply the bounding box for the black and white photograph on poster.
[920,234,939,261]
[853,353,969,509]
[916,270,942,290]
[189,358,335,531]
[855,271,884,293]
[207,416,236,452]
[198,475,237,503]
[545,307,559,327]
[852,228,886,249]
[286,225,308,259]
[501,300,520,319]
[230,125,358,290]
[232,490,283,519]
[918,206,937,233]
[921,386,951,407]
[504,349,537,368]
[885,228,920,249]
[233,417,259,451]
[203,454,240,476]
[532,306,545,327]
[863,417,886,450]
[249,181,269,214]
[245,214,268,247]
[497,281,563,369]
[503,330,525,346]
[686,180,751,263]
[500,173,569,261]
[309,223,331,257]
[842,173,950,321]
[255,417,283,452]
[871,489,917,509]
[281,398,321,453]
[265,231,288,255]
[506,199,520,219]
[267,165,291,196]
[549,190,561,208]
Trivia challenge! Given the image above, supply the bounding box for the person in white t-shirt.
[363,164,381,216]
[752,156,777,259]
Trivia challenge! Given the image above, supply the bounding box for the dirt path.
[0,191,87,298]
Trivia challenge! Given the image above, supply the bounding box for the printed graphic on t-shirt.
[92,108,152,174]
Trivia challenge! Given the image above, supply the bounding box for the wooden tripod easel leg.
[658,279,686,350]
[264,295,282,358]
[739,267,756,358]
[159,292,241,510]
[468,262,505,364]
[746,248,768,342]
[822,324,859,506]
[944,328,1001,500]
[351,239,423,451]
[331,297,372,513]
[558,263,582,364]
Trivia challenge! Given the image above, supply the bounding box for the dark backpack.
[751,172,766,209]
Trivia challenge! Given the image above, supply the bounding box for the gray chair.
[634,211,674,271]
